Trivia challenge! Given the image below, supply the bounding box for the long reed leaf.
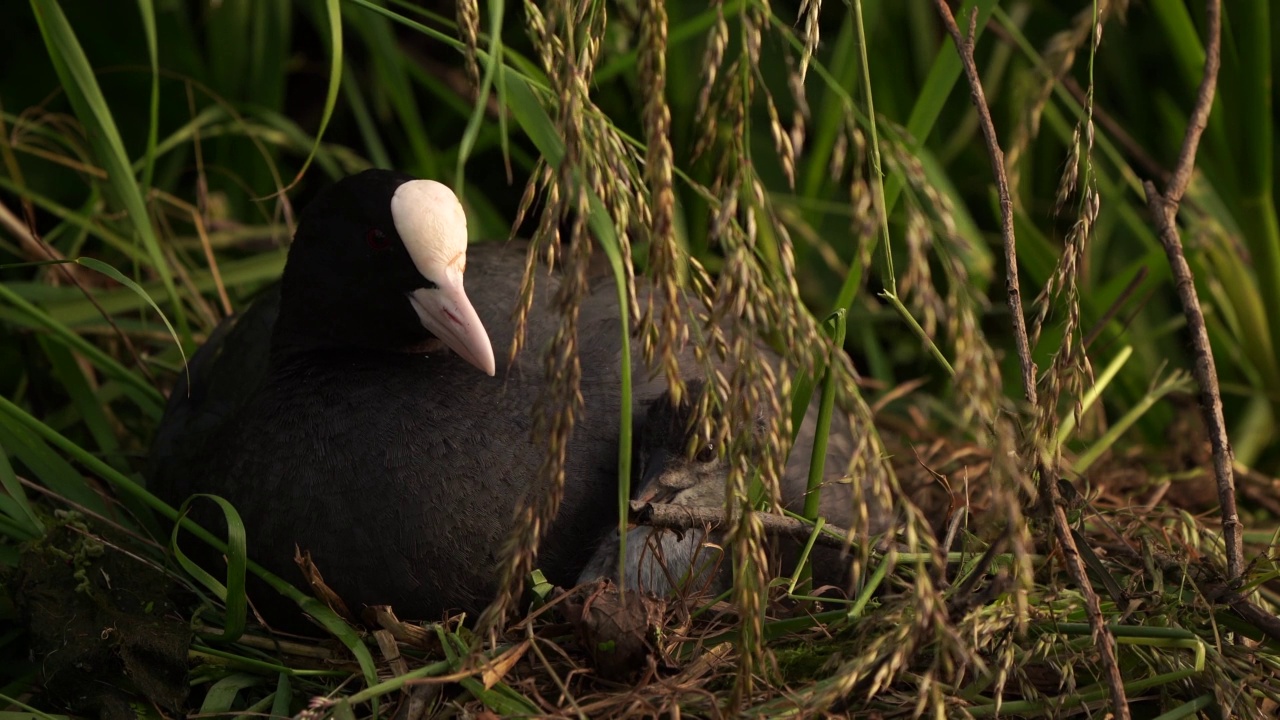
[29,0,190,341]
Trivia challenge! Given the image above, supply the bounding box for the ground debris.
[559,579,667,681]
[12,513,192,720]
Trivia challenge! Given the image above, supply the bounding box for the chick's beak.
[408,278,496,377]
[636,448,677,504]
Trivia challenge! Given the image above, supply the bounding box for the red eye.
[365,228,391,250]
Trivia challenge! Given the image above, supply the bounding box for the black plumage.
[149,170,683,623]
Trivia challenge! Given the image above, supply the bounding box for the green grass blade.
[291,0,342,184]
[587,192,634,593]
[0,282,162,417]
[456,0,507,198]
[496,62,636,593]
[799,7,857,201]
[493,36,511,187]
[344,6,437,177]
[0,394,380,688]
[0,177,148,264]
[75,256,188,384]
[348,0,463,50]
[835,0,890,310]
[341,64,392,169]
[0,704,67,720]
[198,673,262,714]
[134,0,159,192]
[171,494,248,643]
[831,0,1000,313]
[0,445,43,537]
[38,337,122,468]
[503,71,563,166]
[29,0,190,342]
[270,673,292,718]
[0,413,108,516]
[39,252,286,329]
[803,309,847,520]
[1226,1,1280,376]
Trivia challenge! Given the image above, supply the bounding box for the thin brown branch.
[1041,471,1128,715]
[932,3,1130,715]
[1164,6,1222,206]
[1129,547,1280,646]
[1142,0,1242,582]
[933,2,1036,407]
[629,500,857,553]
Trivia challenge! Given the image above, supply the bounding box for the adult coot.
[577,380,889,597]
[151,170,680,623]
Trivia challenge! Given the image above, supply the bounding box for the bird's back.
[152,241,681,622]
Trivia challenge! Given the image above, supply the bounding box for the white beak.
[407,280,496,377]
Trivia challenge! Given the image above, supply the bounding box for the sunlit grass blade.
[1055,345,1133,447]
[1072,370,1193,475]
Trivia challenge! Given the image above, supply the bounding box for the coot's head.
[635,380,767,506]
[276,169,496,375]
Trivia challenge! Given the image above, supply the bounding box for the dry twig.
[629,500,855,553]
[1140,0,1243,582]
[933,5,1034,406]
[931,3,1130,715]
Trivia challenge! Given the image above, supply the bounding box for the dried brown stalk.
[478,0,603,639]
[456,0,481,90]
[637,0,683,401]
[0,191,159,390]
[630,500,855,552]
[935,6,1035,408]
[1140,0,1243,581]
[931,2,1130,715]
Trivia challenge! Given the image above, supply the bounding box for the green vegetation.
[1,0,1278,716]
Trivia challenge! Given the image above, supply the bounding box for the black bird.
[150,170,682,623]
[577,380,889,598]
